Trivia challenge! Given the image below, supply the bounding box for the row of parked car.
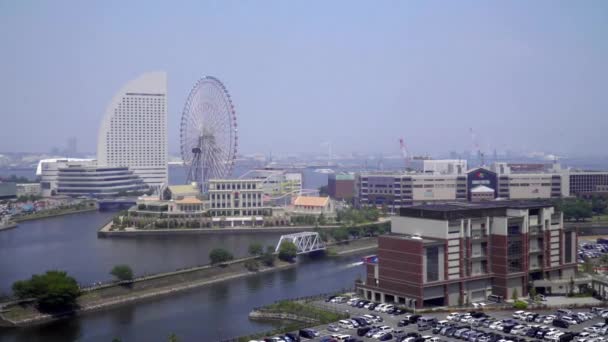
[327,296,408,315]
[435,308,608,342]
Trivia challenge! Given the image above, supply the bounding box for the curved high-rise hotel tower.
[97,72,168,189]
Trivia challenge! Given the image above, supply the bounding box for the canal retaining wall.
[0,238,377,327]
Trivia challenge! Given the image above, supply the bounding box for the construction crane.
[399,138,410,170]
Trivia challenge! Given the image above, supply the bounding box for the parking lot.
[280,297,608,342]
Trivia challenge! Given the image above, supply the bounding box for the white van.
[331,334,352,342]
[557,309,573,316]
[338,319,354,329]
[418,316,437,330]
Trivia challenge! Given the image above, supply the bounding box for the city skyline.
[1,1,607,157]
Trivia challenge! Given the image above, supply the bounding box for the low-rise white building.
[16,183,41,197]
[208,179,271,217]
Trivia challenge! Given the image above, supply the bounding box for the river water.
[0,211,366,342]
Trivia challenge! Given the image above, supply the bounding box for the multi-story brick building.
[328,173,355,200]
[356,201,577,308]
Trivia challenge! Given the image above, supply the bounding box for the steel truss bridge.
[275,232,326,255]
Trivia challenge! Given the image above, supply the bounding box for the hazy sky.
[1,1,607,157]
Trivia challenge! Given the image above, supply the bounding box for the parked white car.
[447,312,461,321]
[372,326,393,339]
[338,319,354,329]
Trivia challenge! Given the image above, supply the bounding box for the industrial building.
[356,201,577,308]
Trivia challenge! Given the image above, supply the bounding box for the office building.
[37,158,96,196]
[569,171,608,196]
[355,172,467,211]
[55,166,147,197]
[328,173,355,200]
[208,179,270,217]
[423,159,467,175]
[97,72,168,189]
[356,201,577,308]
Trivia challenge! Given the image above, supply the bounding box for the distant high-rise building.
[97,72,168,189]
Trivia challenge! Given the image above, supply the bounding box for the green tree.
[260,246,276,267]
[244,259,260,272]
[278,241,298,262]
[513,300,528,310]
[583,258,595,273]
[600,254,608,266]
[317,213,326,226]
[511,288,519,301]
[12,270,80,312]
[331,227,349,242]
[319,185,329,196]
[529,286,537,300]
[569,276,575,296]
[209,248,234,265]
[110,265,134,282]
[248,242,263,256]
[168,333,179,342]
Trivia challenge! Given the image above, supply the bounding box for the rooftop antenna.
[399,138,410,171]
[470,128,482,167]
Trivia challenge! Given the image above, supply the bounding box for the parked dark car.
[325,296,336,302]
[526,313,539,322]
[526,328,539,337]
[352,317,367,327]
[357,300,370,308]
[553,319,569,329]
[398,319,410,327]
[379,333,393,341]
[285,332,301,342]
[357,326,372,336]
[368,303,377,310]
[409,314,422,323]
[559,332,576,342]
[299,329,318,339]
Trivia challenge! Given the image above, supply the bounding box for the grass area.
[260,300,346,324]
[2,304,39,321]
[13,206,96,222]
[238,300,347,341]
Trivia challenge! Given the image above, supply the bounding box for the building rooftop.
[293,196,329,207]
[399,200,554,220]
[471,185,495,193]
[175,197,203,204]
[168,184,200,196]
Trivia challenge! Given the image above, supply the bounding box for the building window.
[426,246,440,282]
[565,232,572,263]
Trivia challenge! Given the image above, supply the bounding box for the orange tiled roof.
[294,196,329,207]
